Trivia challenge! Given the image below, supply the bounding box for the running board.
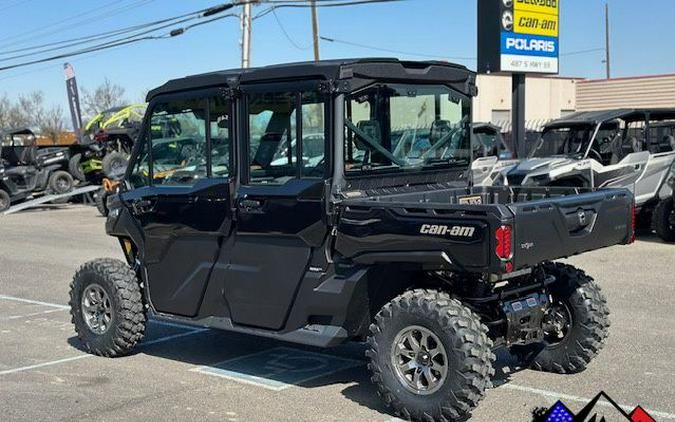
[153,314,350,348]
[2,185,100,216]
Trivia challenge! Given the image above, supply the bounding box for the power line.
[0,9,239,72]
[321,35,605,62]
[271,7,311,50]
[254,0,408,19]
[319,36,475,61]
[0,3,212,57]
[0,0,152,48]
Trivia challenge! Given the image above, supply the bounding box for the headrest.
[430,120,452,144]
[355,120,381,150]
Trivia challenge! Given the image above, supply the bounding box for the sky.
[0,0,674,118]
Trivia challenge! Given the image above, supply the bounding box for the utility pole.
[310,0,320,62]
[604,2,611,79]
[240,1,253,68]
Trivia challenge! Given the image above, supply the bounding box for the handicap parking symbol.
[193,347,363,391]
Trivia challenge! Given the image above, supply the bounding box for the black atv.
[0,128,74,212]
[69,59,634,422]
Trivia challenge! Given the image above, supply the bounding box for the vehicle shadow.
[635,231,674,245]
[67,326,530,420]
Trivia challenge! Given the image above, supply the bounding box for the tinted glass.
[344,84,470,176]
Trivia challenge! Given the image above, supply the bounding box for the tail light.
[495,225,513,274]
[630,202,636,244]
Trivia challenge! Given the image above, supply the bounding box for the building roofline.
[579,73,675,84]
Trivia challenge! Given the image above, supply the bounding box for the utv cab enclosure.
[70,59,633,422]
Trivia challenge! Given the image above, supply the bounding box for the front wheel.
[367,289,495,421]
[0,189,10,212]
[95,188,109,216]
[654,197,675,242]
[69,153,86,181]
[514,262,610,374]
[69,258,146,357]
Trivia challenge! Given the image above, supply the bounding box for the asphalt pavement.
[1,205,673,421]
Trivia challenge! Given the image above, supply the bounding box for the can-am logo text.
[420,225,475,237]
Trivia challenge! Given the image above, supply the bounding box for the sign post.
[63,63,83,143]
[478,0,560,158]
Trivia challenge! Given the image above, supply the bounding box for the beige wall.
[473,74,578,124]
[576,74,675,111]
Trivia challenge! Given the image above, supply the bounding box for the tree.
[39,107,65,144]
[0,91,66,144]
[82,78,127,117]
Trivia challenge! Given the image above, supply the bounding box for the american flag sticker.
[544,401,574,422]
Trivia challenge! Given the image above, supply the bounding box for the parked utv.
[470,122,519,186]
[0,128,73,211]
[69,104,145,182]
[506,109,675,231]
[69,60,633,421]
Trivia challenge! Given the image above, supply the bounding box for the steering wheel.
[588,149,603,162]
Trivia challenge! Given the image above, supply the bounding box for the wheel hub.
[391,326,449,395]
[542,301,572,343]
[81,284,113,335]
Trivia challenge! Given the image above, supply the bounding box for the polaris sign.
[501,33,557,57]
[478,0,560,74]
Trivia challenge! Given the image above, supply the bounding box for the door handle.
[132,198,156,215]
[239,198,264,213]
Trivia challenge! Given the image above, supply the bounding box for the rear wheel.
[69,153,86,181]
[48,170,74,195]
[0,189,10,212]
[514,262,610,374]
[654,198,675,242]
[69,258,146,357]
[367,289,495,421]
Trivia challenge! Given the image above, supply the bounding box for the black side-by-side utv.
[69,59,634,421]
[0,128,74,211]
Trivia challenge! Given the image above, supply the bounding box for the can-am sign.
[478,0,560,74]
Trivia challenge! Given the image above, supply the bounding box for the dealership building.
[473,73,675,129]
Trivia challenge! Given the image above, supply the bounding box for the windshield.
[344,84,471,176]
[533,125,596,158]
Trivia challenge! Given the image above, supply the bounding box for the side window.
[128,137,150,188]
[248,92,297,184]
[209,97,231,178]
[300,92,326,177]
[149,98,207,186]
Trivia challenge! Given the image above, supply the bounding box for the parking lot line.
[0,294,201,331]
[503,384,675,420]
[0,294,69,310]
[1,308,66,320]
[0,327,209,376]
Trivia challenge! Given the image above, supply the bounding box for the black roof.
[546,108,675,128]
[0,127,34,137]
[147,58,475,100]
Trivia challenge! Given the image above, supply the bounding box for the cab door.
[220,89,330,330]
[122,92,235,317]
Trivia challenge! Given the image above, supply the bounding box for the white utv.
[470,123,520,186]
[505,109,675,238]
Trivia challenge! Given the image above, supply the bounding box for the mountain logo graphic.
[536,392,656,422]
